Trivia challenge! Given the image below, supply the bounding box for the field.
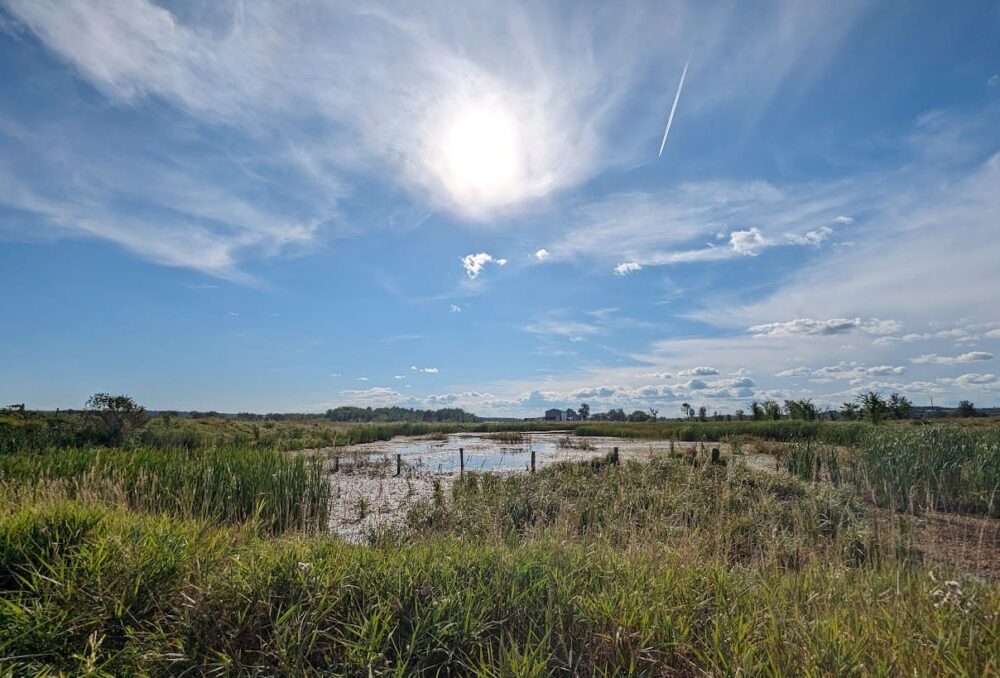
[1,418,998,675]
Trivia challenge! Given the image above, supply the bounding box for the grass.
[1,424,999,674]
[782,427,1000,517]
[575,419,870,445]
[1,458,997,675]
[0,445,330,534]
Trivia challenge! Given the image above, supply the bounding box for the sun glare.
[436,101,523,211]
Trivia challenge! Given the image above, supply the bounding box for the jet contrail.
[658,59,689,158]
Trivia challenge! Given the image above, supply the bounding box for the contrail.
[658,59,689,158]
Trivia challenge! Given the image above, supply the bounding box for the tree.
[887,392,912,420]
[681,403,693,419]
[735,409,745,421]
[627,410,650,422]
[956,400,977,418]
[578,403,590,421]
[856,390,890,423]
[85,393,149,445]
[647,408,659,421]
[697,405,707,422]
[762,400,782,420]
[784,398,817,421]
[840,402,860,421]
[749,401,765,421]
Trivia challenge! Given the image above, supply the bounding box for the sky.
[1,0,999,417]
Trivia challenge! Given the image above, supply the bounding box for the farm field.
[1,416,998,675]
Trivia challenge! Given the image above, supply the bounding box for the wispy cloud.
[911,352,993,365]
[748,318,901,338]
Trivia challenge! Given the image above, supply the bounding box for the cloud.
[393,375,405,380]
[358,377,369,381]
[775,367,811,378]
[784,225,832,246]
[748,318,901,337]
[729,227,768,255]
[952,373,997,387]
[410,366,440,374]
[677,366,719,377]
[812,362,906,380]
[832,215,854,225]
[461,252,507,279]
[614,261,642,276]
[523,316,601,341]
[534,248,550,261]
[911,352,994,365]
[450,304,462,313]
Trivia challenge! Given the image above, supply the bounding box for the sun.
[434,99,523,211]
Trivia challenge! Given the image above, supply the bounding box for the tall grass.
[1,464,997,675]
[0,445,330,533]
[855,427,1000,516]
[574,419,868,445]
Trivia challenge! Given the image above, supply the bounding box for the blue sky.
[1,1,999,416]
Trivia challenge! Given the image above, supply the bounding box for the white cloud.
[450,303,462,313]
[952,373,997,387]
[358,376,369,381]
[775,367,811,378]
[749,318,901,337]
[410,366,439,374]
[784,225,832,246]
[393,375,405,380]
[729,227,768,255]
[534,248,550,261]
[461,252,506,279]
[911,352,993,365]
[677,366,720,377]
[614,261,642,276]
[833,215,854,225]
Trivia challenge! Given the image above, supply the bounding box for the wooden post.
[531,447,536,473]
[711,447,721,465]
[459,447,464,476]
[396,454,401,476]
[611,446,620,465]
[333,456,339,473]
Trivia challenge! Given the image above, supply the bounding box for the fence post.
[333,456,339,473]
[711,447,721,465]
[396,454,401,476]
[459,447,464,477]
[531,447,536,473]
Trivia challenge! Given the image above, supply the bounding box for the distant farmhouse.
[544,408,580,422]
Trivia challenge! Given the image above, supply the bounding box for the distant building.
[564,408,580,421]
[544,408,564,421]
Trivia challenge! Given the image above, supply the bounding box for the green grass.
[782,427,1000,517]
[0,446,330,534]
[0,461,997,675]
[1,424,999,674]
[574,419,869,445]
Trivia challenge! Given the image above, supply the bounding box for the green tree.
[85,393,149,446]
[956,400,977,418]
[697,406,707,422]
[839,402,860,421]
[578,403,590,421]
[681,403,693,419]
[749,401,765,421]
[627,410,650,422]
[856,390,890,423]
[784,399,818,421]
[887,392,912,419]
[762,400,783,420]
